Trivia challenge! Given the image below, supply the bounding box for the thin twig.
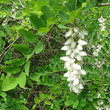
[75,0,77,10]
[0,37,20,63]
[99,3,110,7]
[18,0,25,8]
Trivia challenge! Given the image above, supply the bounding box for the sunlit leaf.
[2,77,18,91]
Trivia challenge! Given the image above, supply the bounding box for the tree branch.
[18,0,25,8]
[99,3,110,7]
[0,37,20,63]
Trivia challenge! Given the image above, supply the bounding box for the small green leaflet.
[26,51,34,61]
[30,14,46,30]
[69,11,77,23]
[2,77,18,91]
[24,61,31,76]
[82,1,96,12]
[59,11,69,22]
[72,100,79,108]
[5,58,25,66]
[1,65,20,74]
[58,24,73,29]
[41,6,53,21]
[19,29,38,42]
[65,100,74,106]
[44,101,51,105]
[30,72,44,81]
[34,41,44,54]
[11,44,31,56]
[18,72,26,88]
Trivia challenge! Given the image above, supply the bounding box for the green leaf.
[41,6,53,21]
[26,51,34,61]
[30,72,43,81]
[72,100,79,108]
[59,11,69,22]
[80,99,86,107]
[2,77,18,91]
[65,1,75,12]
[37,27,50,34]
[49,0,60,6]
[5,58,25,66]
[65,100,73,106]
[82,1,96,12]
[47,16,58,26]
[58,24,73,29]
[34,96,41,104]
[11,44,31,56]
[1,65,20,74]
[19,29,38,42]
[78,0,86,3]
[69,11,77,23]
[18,72,26,88]
[27,80,33,87]
[44,101,51,105]
[34,41,43,54]
[69,7,83,23]
[39,93,46,100]
[30,14,46,30]
[24,61,31,76]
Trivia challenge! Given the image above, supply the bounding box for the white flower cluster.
[92,45,104,68]
[11,6,18,19]
[95,100,110,110]
[95,94,110,110]
[92,45,102,57]
[60,27,88,93]
[98,16,106,31]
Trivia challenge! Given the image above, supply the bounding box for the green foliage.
[2,77,18,91]
[5,58,25,66]
[34,41,44,54]
[24,61,31,76]
[30,14,46,30]
[19,29,38,42]
[1,0,110,109]
[18,72,26,88]
[1,65,20,74]
[11,44,31,56]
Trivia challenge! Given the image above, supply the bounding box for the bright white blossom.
[95,100,110,110]
[98,94,101,98]
[65,30,73,37]
[60,28,88,93]
[92,45,102,57]
[98,16,106,31]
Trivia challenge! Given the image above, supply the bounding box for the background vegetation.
[0,0,110,109]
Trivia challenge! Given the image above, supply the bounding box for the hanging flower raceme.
[60,27,88,94]
[98,16,106,31]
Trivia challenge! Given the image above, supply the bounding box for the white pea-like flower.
[60,56,69,61]
[60,28,88,93]
[61,46,69,50]
[79,30,88,39]
[65,30,73,37]
[80,70,86,75]
[77,44,83,50]
[71,42,76,48]
[98,16,106,23]
[79,51,87,56]
[66,49,72,55]
[73,64,81,70]
[74,27,79,32]
[78,40,87,45]
[73,79,79,85]
[76,55,82,61]
[98,16,106,31]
